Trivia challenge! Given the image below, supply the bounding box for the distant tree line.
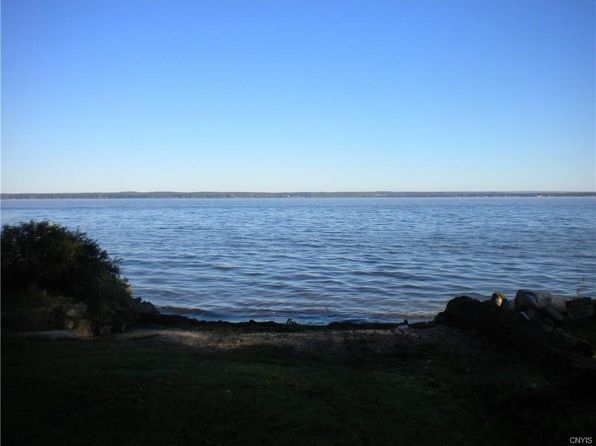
[2,191,595,199]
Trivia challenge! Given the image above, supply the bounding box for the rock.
[515,289,550,311]
[435,294,596,370]
[132,298,159,316]
[75,319,94,338]
[490,292,507,307]
[515,290,565,322]
[64,318,75,330]
[490,292,516,310]
[549,296,569,314]
[65,302,87,319]
[565,297,594,320]
[63,303,89,331]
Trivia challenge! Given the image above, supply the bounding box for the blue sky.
[2,0,594,192]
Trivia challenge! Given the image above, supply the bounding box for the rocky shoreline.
[5,288,595,372]
[3,290,596,446]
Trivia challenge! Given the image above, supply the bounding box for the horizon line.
[2,190,595,198]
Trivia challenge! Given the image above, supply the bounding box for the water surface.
[2,197,595,323]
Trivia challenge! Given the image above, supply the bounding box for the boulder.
[515,289,550,311]
[64,318,75,330]
[435,294,596,370]
[65,302,87,319]
[75,319,94,338]
[565,297,594,320]
[64,302,88,329]
[132,298,159,316]
[514,289,565,322]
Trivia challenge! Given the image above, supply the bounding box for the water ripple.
[2,197,595,323]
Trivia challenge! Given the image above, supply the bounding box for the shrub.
[1,220,135,332]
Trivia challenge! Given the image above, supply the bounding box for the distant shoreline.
[2,191,595,199]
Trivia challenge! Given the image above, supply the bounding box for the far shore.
[2,191,596,199]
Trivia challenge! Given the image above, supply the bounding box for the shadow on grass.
[2,335,594,446]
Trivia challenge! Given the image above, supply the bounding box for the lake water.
[1,197,595,323]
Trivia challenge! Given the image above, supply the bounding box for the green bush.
[1,221,135,332]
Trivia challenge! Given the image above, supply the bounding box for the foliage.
[1,220,134,330]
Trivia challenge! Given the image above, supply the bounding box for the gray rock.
[515,290,550,311]
[514,290,565,322]
[133,298,159,315]
[65,302,87,319]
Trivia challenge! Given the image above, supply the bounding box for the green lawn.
[2,334,594,446]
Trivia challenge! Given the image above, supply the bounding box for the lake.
[1,197,595,323]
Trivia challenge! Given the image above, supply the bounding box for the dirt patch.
[109,324,486,359]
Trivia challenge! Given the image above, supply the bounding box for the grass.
[2,332,595,446]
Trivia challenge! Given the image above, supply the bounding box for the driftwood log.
[435,296,596,371]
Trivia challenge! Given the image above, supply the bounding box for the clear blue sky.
[2,0,594,193]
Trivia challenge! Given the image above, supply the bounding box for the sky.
[1,0,594,193]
